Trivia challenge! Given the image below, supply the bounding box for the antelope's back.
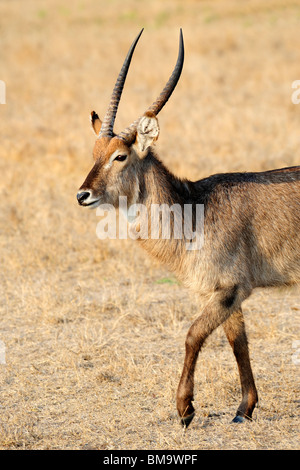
[197,166,300,289]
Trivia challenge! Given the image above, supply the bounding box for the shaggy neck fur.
[134,151,194,275]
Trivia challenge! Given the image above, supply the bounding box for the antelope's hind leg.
[223,309,258,422]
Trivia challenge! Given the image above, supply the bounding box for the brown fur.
[77,32,299,425]
[78,130,300,425]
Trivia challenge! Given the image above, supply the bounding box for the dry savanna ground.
[0,0,299,450]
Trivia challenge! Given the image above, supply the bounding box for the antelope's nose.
[77,191,91,205]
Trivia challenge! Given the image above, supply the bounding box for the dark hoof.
[180,412,195,428]
[232,415,246,423]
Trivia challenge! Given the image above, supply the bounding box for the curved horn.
[99,28,144,139]
[118,29,184,143]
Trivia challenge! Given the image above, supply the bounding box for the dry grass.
[0,0,299,450]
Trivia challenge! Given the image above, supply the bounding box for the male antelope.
[77,29,300,427]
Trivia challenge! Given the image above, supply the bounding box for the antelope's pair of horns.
[97,28,184,143]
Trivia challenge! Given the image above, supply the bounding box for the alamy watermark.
[95,197,204,251]
[0,340,6,364]
[0,80,5,104]
[291,80,300,104]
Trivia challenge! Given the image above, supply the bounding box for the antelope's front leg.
[176,297,235,427]
[176,321,199,427]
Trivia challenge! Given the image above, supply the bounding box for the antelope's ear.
[134,112,160,157]
[90,111,102,136]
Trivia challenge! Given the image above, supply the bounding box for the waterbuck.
[77,29,300,427]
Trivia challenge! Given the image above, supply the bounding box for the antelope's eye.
[114,154,127,162]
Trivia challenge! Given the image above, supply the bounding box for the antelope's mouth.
[77,190,101,208]
[82,199,101,209]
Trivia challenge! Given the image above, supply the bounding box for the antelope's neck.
[134,153,193,275]
[139,153,190,206]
